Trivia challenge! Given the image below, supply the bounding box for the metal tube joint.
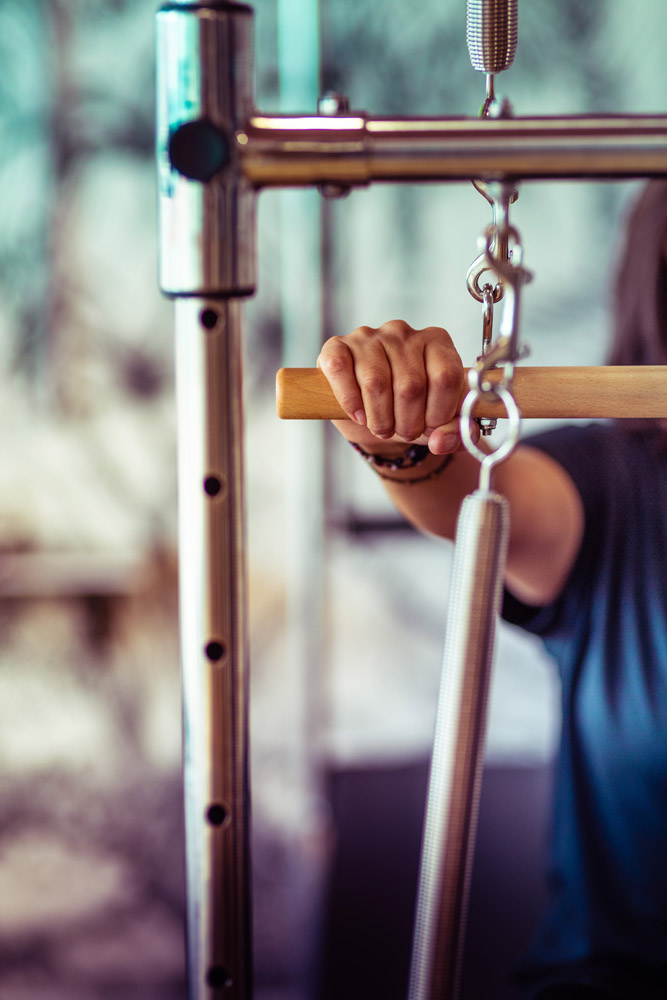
[156,2,257,297]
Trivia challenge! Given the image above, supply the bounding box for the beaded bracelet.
[349,439,455,485]
[374,452,454,484]
[349,440,431,471]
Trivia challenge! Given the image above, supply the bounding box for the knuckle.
[395,377,424,406]
[425,324,452,339]
[424,325,454,348]
[396,421,424,442]
[370,421,395,438]
[320,353,347,378]
[430,363,462,394]
[357,325,382,346]
[319,339,349,376]
[380,319,414,346]
[363,370,390,397]
[383,319,412,335]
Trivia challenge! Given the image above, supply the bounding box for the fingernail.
[353,409,366,426]
[441,433,459,452]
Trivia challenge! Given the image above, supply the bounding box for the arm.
[318,320,584,606]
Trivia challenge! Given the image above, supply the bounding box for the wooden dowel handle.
[276,366,667,420]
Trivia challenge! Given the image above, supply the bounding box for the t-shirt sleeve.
[501,423,610,638]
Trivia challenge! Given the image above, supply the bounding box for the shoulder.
[521,422,665,512]
[501,422,663,617]
[503,423,667,640]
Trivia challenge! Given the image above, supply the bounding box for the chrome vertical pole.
[156,4,256,998]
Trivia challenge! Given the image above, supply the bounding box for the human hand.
[317,320,469,456]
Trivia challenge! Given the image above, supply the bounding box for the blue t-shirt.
[502,423,667,989]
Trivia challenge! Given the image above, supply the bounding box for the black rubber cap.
[168,119,229,181]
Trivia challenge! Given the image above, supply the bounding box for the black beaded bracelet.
[374,452,454,485]
[349,440,431,471]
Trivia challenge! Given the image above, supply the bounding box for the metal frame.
[155,3,667,998]
[156,8,254,999]
[240,113,667,185]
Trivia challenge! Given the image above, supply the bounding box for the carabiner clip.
[466,181,519,303]
[478,222,532,383]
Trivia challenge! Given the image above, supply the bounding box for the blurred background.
[0,1,665,998]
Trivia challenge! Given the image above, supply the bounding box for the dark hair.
[607,180,667,443]
[608,180,667,366]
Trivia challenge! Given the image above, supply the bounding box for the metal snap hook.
[481,221,524,283]
[467,217,525,304]
[480,223,532,368]
[479,284,494,358]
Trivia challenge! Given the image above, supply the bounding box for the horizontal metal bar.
[276,366,667,420]
[239,114,667,186]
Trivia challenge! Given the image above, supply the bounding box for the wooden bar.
[276,366,667,420]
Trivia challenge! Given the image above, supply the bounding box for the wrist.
[348,438,455,485]
[349,440,431,471]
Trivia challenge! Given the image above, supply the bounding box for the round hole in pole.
[205,640,226,663]
[206,965,232,990]
[204,475,224,498]
[207,803,229,827]
[200,307,219,331]
[168,119,229,182]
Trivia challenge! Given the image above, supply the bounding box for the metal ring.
[460,384,521,491]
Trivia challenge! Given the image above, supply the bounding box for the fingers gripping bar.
[276,366,667,420]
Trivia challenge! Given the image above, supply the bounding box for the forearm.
[384,451,483,538]
[336,421,481,540]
